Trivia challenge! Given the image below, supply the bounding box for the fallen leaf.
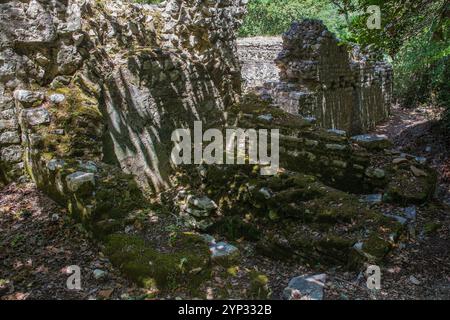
[98,289,114,299]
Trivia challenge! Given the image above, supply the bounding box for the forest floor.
[374,104,450,206]
[0,105,449,300]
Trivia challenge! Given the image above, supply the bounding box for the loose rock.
[283,274,327,300]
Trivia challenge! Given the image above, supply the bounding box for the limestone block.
[13,90,44,107]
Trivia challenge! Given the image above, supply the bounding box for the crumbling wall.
[0,0,247,191]
[239,20,393,135]
[169,97,436,270]
[0,90,23,184]
[237,37,282,90]
[162,0,246,106]
[0,2,438,289]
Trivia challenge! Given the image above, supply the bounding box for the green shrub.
[393,28,450,109]
[239,0,350,39]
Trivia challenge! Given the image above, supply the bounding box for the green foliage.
[346,0,447,56]
[393,28,450,109]
[239,0,351,39]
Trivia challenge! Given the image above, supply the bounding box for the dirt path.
[322,104,450,300]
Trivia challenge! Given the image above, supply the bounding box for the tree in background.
[342,0,448,56]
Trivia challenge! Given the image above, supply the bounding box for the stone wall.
[237,37,282,90]
[162,0,246,106]
[238,20,393,135]
[0,90,23,185]
[0,2,439,289]
[0,0,247,191]
[169,97,437,271]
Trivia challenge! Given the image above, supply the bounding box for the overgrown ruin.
[0,0,440,299]
[238,20,393,135]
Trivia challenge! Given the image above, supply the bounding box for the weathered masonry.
[238,20,393,135]
[0,0,246,191]
[0,0,438,295]
[237,36,283,89]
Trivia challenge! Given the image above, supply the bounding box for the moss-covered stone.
[255,237,294,261]
[175,157,407,269]
[208,216,261,241]
[362,234,392,260]
[40,86,104,160]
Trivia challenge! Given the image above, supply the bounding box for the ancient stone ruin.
[0,0,439,298]
[238,20,393,135]
[237,36,283,89]
[0,0,246,191]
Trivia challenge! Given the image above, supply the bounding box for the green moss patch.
[105,233,211,294]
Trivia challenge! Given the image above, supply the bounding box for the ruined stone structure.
[238,20,393,135]
[0,1,437,297]
[0,0,246,191]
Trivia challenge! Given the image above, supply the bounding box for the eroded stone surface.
[237,37,283,90]
[13,90,44,105]
[0,0,247,191]
[238,20,393,135]
[0,131,20,145]
[0,145,23,163]
[22,107,50,126]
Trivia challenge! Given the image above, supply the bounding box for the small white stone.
[409,275,421,285]
[210,242,239,261]
[257,114,273,122]
[258,187,272,200]
[22,107,50,126]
